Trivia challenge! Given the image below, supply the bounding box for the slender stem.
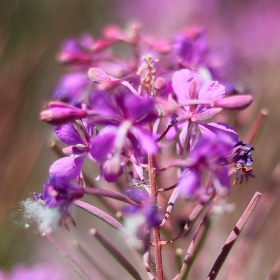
[43,233,92,280]
[161,203,204,245]
[172,203,212,280]
[206,192,262,280]
[90,228,142,280]
[143,251,156,280]
[84,188,140,206]
[158,183,178,192]
[175,248,183,272]
[244,108,269,145]
[74,200,123,231]
[75,242,113,280]
[159,187,180,227]
[148,154,163,280]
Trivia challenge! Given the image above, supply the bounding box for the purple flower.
[89,91,158,180]
[52,72,91,105]
[49,121,92,181]
[40,102,87,125]
[58,34,112,67]
[35,176,84,209]
[122,189,162,238]
[178,134,237,199]
[167,69,235,153]
[174,27,208,69]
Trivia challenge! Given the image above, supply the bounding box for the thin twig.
[173,201,213,280]
[90,228,142,280]
[75,242,113,280]
[74,200,123,231]
[143,251,156,280]
[43,232,92,280]
[244,108,268,145]
[84,188,141,206]
[206,192,262,280]
[161,203,204,245]
[158,182,178,192]
[159,187,180,227]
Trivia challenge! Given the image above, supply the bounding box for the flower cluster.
[33,24,255,279]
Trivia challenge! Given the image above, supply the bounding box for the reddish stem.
[148,154,163,280]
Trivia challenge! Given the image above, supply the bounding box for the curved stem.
[161,203,204,245]
[158,182,178,192]
[159,187,180,228]
[84,188,140,206]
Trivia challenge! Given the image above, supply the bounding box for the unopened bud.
[103,25,124,41]
[103,157,123,182]
[88,68,120,84]
[154,77,166,91]
[92,40,112,52]
[40,101,87,125]
[213,95,253,110]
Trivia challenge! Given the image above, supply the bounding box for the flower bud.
[88,68,120,84]
[213,95,253,110]
[41,101,87,125]
[103,157,123,182]
[154,77,166,91]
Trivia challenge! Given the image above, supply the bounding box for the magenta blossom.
[166,69,231,153]
[52,72,91,105]
[89,90,158,180]
[122,189,162,238]
[178,130,238,199]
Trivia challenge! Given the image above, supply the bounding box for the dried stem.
[244,108,268,145]
[161,203,204,245]
[159,187,180,227]
[43,232,92,280]
[173,203,212,280]
[158,183,178,192]
[143,251,156,280]
[206,192,262,280]
[75,242,113,280]
[90,228,142,280]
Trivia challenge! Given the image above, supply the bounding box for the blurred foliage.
[0,0,118,269]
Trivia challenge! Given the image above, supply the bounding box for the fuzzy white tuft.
[21,199,61,234]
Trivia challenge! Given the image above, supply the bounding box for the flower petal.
[172,69,194,103]
[49,156,85,180]
[131,127,158,154]
[54,123,83,145]
[196,81,225,113]
[178,170,200,197]
[90,126,117,161]
[197,122,238,144]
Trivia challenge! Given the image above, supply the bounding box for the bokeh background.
[1,0,280,279]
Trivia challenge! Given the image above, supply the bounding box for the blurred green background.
[1,0,280,279]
